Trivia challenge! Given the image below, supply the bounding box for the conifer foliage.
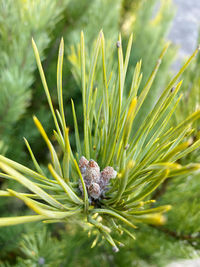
[0,1,200,266]
[0,32,199,254]
[0,0,69,153]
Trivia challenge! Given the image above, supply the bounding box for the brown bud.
[88,159,100,170]
[79,156,89,175]
[88,182,101,199]
[85,168,100,184]
[101,166,117,184]
[84,159,100,183]
[78,156,117,200]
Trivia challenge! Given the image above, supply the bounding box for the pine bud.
[38,257,45,265]
[78,156,117,200]
[79,156,89,175]
[101,166,117,184]
[88,159,100,170]
[88,182,101,199]
[85,159,100,183]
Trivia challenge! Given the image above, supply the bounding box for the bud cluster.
[78,156,117,200]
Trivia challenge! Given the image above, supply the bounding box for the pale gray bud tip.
[112,246,119,253]
[116,41,121,48]
[38,257,45,265]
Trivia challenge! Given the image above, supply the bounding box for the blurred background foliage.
[0,0,199,266]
